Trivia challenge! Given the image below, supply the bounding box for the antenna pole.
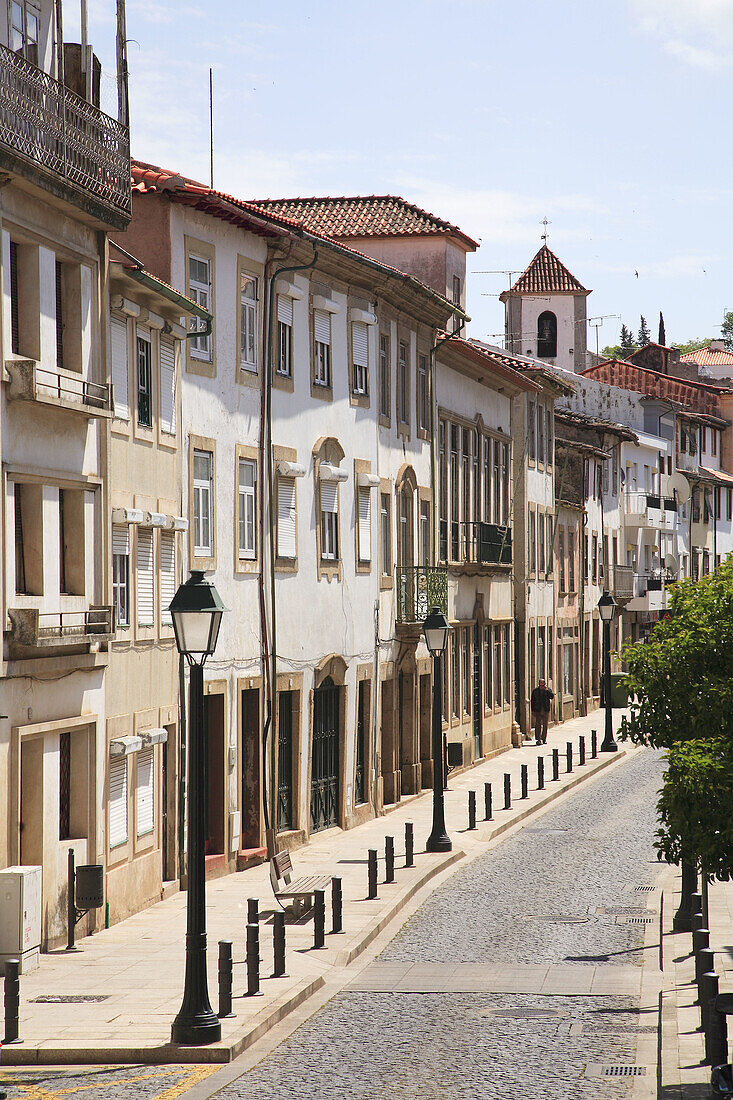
[209,68,214,190]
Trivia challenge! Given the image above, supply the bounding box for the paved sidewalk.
[3,709,633,1066]
[660,869,733,1096]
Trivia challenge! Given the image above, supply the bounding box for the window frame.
[351,319,369,397]
[397,339,409,428]
[192,447,214,559]
[276,294,294,379]
[379,332,391,422]
[313,308,332,388]
[417,352,429,435]
[239,269,258,375]
[136,328,153,429]
[237,456,257,562]
[187,251,213,363]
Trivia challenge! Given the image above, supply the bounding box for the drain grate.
[597,906,649,916]
[32,994,110,1003]
[601,1065,647,1077]
[616,915,655,925]
[634,885,657,893]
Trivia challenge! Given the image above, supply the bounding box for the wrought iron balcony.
[0,43,131,225]
[395,565,448,624]
[5,359,111,416]
[7,606,113,654]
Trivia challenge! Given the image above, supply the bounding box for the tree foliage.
[602,323,637,361]
[620,559,733,876]
[722,310,733,352]
[637,315,651,346]
[672,338,712,355]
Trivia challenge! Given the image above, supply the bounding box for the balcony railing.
[6,359,111,415]
[0,43,131,219]
[8,606,113,650]
[633,570,676,598]
[395,566,448,624]
[439,520,512,567]
[624,491,677,529]
[608,564,635,600]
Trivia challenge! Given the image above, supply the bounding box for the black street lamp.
[423,607,452,853]
[170,570,226,1046]
[598,589,618,753]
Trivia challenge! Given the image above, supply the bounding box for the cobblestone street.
[1,747,663,1099]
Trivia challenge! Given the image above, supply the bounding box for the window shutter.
[136,528,154,626]
[109,756,128,848]
[353,321,368,367]
[159,337,176,434]
[112,524,129,557]
[136,747,154,836]
[358,487,371,561]
[320,481,338,514]
[159,530,175,624]
[277,295,293,326]
[314,309,330,345]
[110,316,129,420]
[277,478,297,559]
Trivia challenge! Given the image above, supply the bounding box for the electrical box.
[0,865,42,973]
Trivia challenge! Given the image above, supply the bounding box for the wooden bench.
[269,849,331,917]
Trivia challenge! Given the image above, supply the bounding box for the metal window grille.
[277,691,294,831]
[137,334,152,427]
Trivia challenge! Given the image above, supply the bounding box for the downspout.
[264,248,318,846]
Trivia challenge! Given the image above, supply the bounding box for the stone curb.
[3,745,631,1066]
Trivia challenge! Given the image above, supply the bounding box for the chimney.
[710,340,725,353]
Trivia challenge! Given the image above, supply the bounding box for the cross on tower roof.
[541,217,551,244]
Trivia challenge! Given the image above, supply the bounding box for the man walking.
[530,679,554,745]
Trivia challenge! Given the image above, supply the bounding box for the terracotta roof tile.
[680,345,733,368]
[580,358,731,415]
[247,195,478,250]
[506,244,588,295]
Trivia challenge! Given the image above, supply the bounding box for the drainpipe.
[263,248,318,844]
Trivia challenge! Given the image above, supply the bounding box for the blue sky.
[83,0,733,350]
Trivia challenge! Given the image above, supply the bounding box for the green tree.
[620,559,733,877]
[620,324,637,358]
[658,312,666,346]
[673,338,712,355]
[721,310,733,352]
[637,315,651,346]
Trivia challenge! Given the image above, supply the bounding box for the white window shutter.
[159,530,175,624]
[314,309,330,345]
[277,478,297,559]
[159,337,176,434]
[136,747,154,836]
[112,524,129,557]
[320,481,338,514]
[277,295,293,326]
[353,321,368,367]
[136,528,154,626]
[109,756,128,847]
[358,487,371,561]
[111,316,129,420]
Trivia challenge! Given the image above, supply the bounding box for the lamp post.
[598,589,618,753]
[170,570,226,1046]
[423,607,452,853]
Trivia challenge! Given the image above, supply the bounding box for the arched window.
[537,311,557,358]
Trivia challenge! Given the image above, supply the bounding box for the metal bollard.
[566,742,573,773]
[674,858,699,932]
[697,947,715,1016]
[246,922,261,996]
[691,891,703,916]
[709,988,729,1067]
[552,748,559,781]
[368,849,378,899]
[66,849,77,952]
[405,822,414,867]
[692,909,705,934]
[504,773,511,810]
[579,736,585,766]
[247,897,259,926]
[520,765,528,800]
[4,958,19,1044]
[218,940,233,1018]
[468,790,476,830]
[694,928,710,992]
[332,876,343,934]
[591,729,597,758]
[537,756,545,790]
[700,967,717,1038]
[484,782,493,821]
[385,836,395,883]
[273,911,287,977]
[314,889,326,949]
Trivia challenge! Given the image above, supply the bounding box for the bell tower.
[500,243,591,373]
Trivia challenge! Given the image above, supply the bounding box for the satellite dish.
[667,472,691,505]
[665,554,678,572]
